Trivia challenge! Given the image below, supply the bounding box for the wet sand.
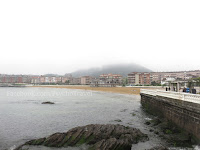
[31,85,163,95]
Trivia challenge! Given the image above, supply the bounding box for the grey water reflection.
[0,87,164,150]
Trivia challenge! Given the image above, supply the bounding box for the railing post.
[182,94,185,100]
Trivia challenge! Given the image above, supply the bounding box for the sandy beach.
[31,85,163,95]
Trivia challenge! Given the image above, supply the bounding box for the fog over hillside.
[70,63,152,77]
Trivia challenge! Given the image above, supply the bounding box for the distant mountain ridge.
[70,63,152,77]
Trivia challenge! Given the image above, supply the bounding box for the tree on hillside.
[193,77,200,86]
[65,80,70,85]
[188,77,200,88]
[122,78,128,86]
[188,80,194,89]
[151,81,161,86]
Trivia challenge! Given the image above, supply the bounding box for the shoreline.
[30,85,164,95]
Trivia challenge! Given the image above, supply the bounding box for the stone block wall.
[141,93,200,143]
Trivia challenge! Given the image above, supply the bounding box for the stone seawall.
[140,93,200,143]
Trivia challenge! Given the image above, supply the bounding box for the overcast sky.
[0,0,200,75]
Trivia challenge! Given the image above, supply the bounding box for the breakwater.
[140,89,200,143]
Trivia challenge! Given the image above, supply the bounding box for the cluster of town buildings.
[0,73,123,87]
[0,70,200,87]
[128,70,200,85]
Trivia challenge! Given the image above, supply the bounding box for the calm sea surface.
[0,87,172,150]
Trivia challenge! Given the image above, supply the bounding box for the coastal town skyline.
[1,69,200,86]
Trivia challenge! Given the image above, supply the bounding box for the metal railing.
[140,89,200,104]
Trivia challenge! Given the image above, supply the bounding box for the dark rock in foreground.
[41,101,55,104]
[15,124,148,150]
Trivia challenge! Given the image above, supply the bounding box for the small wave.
[144,117,152,121]
[9,145,16,150]
[194,145,200,150]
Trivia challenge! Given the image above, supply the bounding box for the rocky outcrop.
[41,101,55,104]
[15,124,148,150]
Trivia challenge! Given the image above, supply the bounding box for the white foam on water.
[9,145,16,150]
[194,145,200,150]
